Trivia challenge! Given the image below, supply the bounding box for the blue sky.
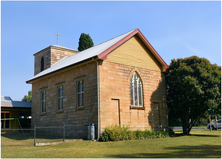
[1,1,221,101]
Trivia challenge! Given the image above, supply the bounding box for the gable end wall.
[99,60,168,133]
[107,35,162,72]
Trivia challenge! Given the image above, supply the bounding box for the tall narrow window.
[41,91,46,113]
[41,57,44,72]
[77,80,84,107]
[58,86,63,110]
[130,72,143,107]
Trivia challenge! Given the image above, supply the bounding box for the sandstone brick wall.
[34,46,78,75]
[99,61,168,133]
[32,56,168,139]
[34,48,51,75]
[51,46,78,66]
[31,61,98,139]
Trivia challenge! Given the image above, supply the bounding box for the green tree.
[166,56,221,134]
[22,90,32,102]
[78,33,94,51]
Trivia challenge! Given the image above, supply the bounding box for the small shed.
[1,96,32,130]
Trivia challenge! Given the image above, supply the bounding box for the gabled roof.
[1,96,32,108]
[26,28,168,84]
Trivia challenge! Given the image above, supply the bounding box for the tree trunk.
[181,116,190,135]
[181,116,198,135]
[182,124,190,135]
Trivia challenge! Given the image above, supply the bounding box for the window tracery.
[130,72,143,107]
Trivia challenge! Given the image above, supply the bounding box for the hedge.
[99,125,174,142]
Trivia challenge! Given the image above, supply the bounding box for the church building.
[26,28,169,139]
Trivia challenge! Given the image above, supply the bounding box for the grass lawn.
[1,130,221,158]
[1,133,63,146]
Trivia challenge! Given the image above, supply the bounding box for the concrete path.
[173,128,221,131]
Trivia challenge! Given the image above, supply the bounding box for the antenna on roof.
[55,31,61,45]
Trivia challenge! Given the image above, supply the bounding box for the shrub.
[127,130,135,140]
[120,125,130,140]
[155,131,161,138]
[162,131,169,138]
[100,131,109,142]
[106,125,120,141]
[134,130,144,140]
[99,125,171,142]
[143,129,152,139]
[168,128,175,137]
[151,131,156,138]
[99,125,131,141]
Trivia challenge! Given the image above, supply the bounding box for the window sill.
[56,110,63,114]
[76,106,85,111]
[130,106,145,110]
[40,112,47,116]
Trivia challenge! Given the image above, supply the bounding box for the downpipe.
[97,60,100,141]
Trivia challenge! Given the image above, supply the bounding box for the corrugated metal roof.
[1,96,32,108]
[1,101,32,108]
[26,29,135,83]
[1,96,12,101]
[26,28,169,83]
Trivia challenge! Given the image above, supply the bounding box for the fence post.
[34,125,36,146]
[216,116,218,131]
[63,123,65,142]
[209,115,212,132]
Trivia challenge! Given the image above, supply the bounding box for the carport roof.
[1,96,31,108]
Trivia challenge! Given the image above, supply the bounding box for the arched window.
[41,57,44,72]
[130,72,143,107]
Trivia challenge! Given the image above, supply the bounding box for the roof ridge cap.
[95,28,137,47]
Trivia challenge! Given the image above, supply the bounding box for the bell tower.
[33,45,78,75]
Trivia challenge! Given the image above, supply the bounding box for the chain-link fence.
[34,126,64,145]
[64,125,87,139]
[1,125,87,146]
[34,125,87,145]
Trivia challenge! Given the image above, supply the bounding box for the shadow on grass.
[173,133,220,138]
[1,133,62,141]
[1,133,34,140]
[108,145,221,158]
[190,134,221,137]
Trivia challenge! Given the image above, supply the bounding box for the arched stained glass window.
[41,57,44,72]
[130,72,143,107]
